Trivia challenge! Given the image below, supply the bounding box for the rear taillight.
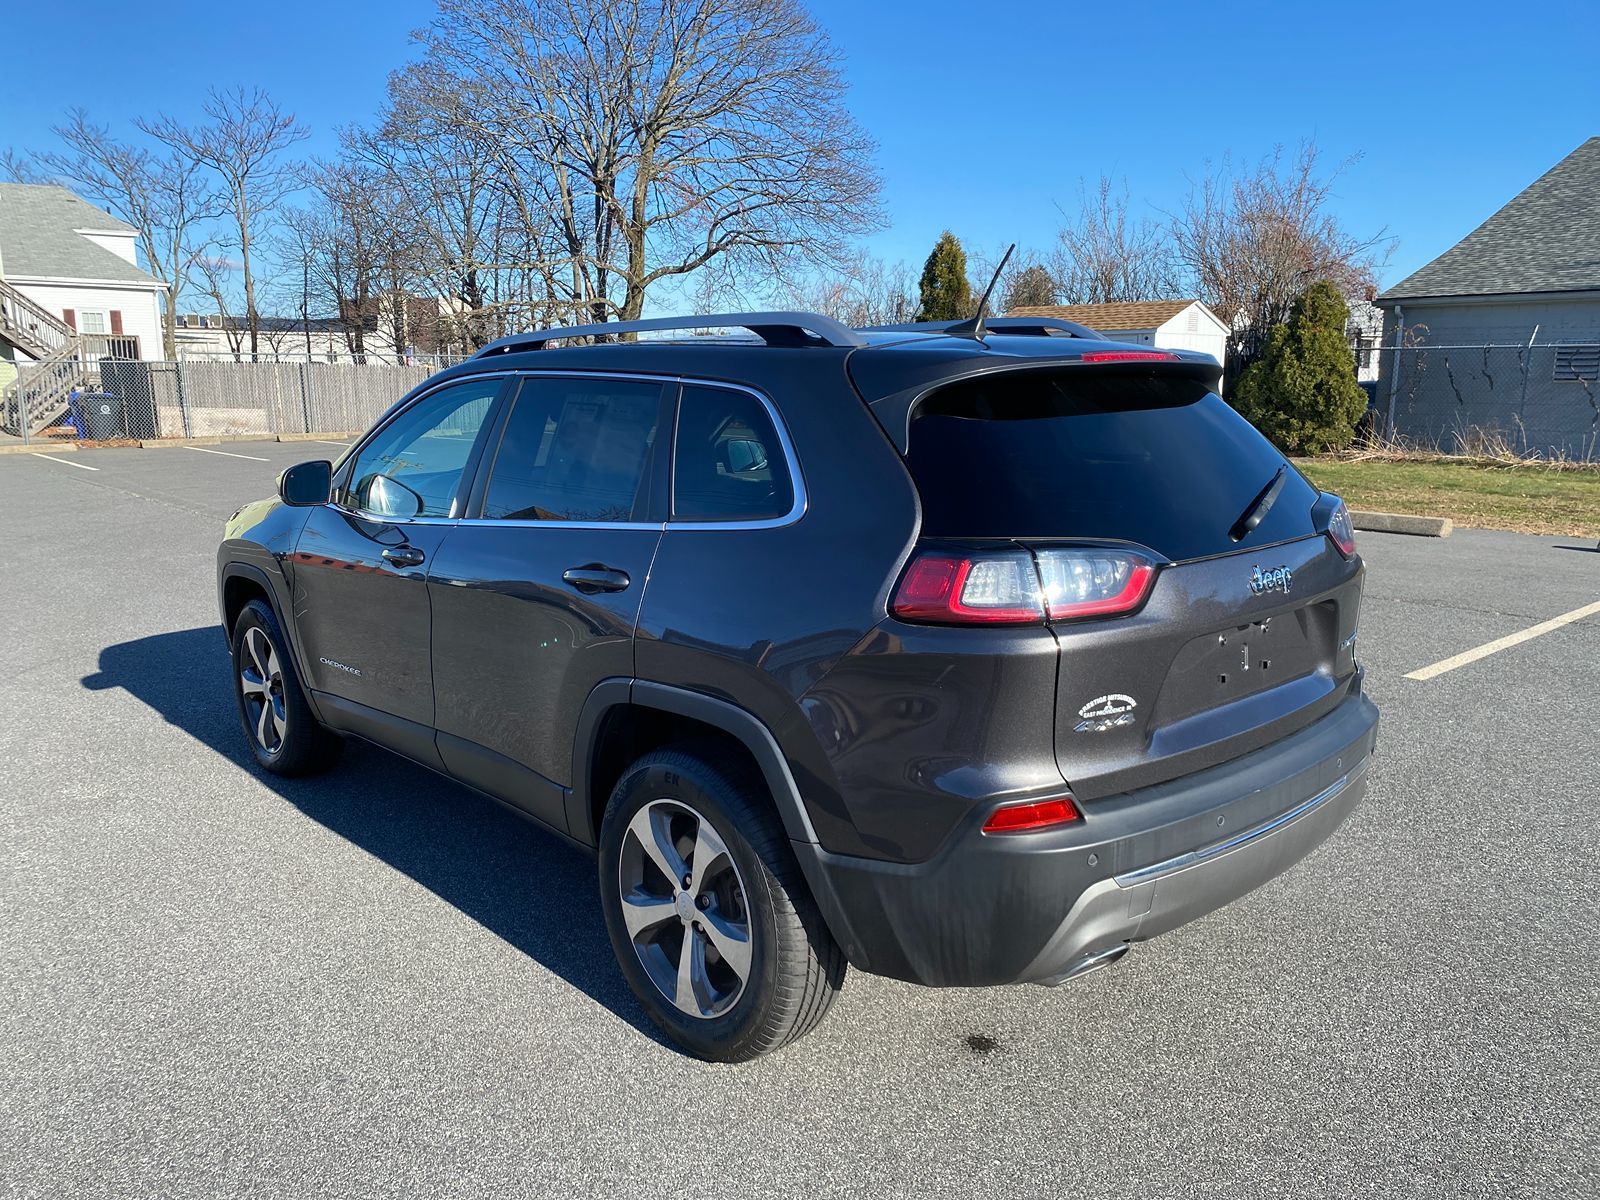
[1034,549,1157,620]
[982,795,1081,834]
[1079,350,1178,363]
[1327,497,1357,558]
[890,550,1044,624]
[891,547,1158,626]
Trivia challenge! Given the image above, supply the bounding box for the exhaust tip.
[1034,942,1130,988]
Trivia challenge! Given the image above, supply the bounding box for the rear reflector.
[982,796,1081,834]
[1080,350,1179,363]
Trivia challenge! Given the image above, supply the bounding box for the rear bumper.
[793,688,1378,987]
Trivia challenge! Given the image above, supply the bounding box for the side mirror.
[278,460,332,507]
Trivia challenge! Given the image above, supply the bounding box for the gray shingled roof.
[0,184,162,286]
[1380,137,1600,302]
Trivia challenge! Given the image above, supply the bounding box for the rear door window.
[904,369,1318,562]
[481,375,667,522]
[671,384,794,522]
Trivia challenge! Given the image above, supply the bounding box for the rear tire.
[598,744,845,1061]
[230,599,343,777]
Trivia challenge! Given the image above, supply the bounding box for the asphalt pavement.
[2,441,1596,1198]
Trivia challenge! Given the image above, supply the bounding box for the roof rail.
[472,311,867,358]
[860,317,1104,340]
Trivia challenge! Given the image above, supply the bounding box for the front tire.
[230,599,343,777]
[598,745,845,1061]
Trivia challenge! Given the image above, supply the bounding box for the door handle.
[562,564,631,594]
[382,545,426,568]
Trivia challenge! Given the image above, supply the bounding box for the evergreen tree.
[1230,280,1367,453]
[916,231,972,321]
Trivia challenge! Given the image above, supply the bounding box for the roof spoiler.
[473,311,866,357]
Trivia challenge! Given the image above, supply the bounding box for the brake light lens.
[892,547,1158,626]
[1327,497,1357,558]
[1079,350,1179,363]
[982,795,1081,834]
[890,551,1045,624]
[1034,549,1157,620]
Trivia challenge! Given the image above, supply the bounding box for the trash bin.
[81,393,120,440]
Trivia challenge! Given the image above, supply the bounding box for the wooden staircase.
[0,278,88,437]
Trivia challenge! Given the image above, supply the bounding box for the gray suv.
[217,312,1379,1060]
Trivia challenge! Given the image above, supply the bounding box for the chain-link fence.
[1379,343,1600,461]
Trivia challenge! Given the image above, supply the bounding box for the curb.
[277,432,359,443]
[0,441,78,454]
[1351,509,1453,538]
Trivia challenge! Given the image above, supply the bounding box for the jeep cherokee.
[217,311,1379,1061]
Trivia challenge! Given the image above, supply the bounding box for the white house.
[1007,300,1230,364]
[0,184,165,362]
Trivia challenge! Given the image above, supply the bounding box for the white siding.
[75,229,140,267]
[1154,305,1229,365]
[9,279,164,360]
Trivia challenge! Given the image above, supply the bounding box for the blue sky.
[4,0,1597,291]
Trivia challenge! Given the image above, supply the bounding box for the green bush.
[916,231,972,322]
[1231,281,1367,453]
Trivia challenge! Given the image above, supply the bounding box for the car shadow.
[82,626,664,1046]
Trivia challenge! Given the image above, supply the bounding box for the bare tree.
[36,110,216,359]
[778,250,917,327]
[140,88,310,357]
[1169,143,1392,359]
[413,0,882,324]
[1051,176,1180,305]
[1,150,52,184]
[191,253,247,358]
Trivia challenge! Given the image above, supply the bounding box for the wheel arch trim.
[567,678,820,848]
[219,560,326,725]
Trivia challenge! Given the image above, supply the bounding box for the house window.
[1553,344,1600,381]
[79,311,109,335]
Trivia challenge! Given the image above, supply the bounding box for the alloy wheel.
[239,626,287,756]
[618,799,753,1019]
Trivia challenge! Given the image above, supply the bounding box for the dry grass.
[1297,454,1600,538]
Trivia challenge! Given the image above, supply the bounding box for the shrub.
[1231,280,1367,453]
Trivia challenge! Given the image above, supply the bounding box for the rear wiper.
[1229,466,1287,542]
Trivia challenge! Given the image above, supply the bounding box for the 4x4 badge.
[1075,693,1137,733]
[1249,564,1292,596]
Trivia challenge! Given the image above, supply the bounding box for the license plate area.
[1157,602,1331,725]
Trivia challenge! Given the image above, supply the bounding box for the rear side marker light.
[1080,351,1179,363]
[982,796,1081,834]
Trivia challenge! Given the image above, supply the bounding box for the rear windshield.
[904,369,1319,562]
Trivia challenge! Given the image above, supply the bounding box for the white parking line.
[181,445,270,462]
[29,453,99,471]
[311,439,351,447]
[1405,600,1600,681]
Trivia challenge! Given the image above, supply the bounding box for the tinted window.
[343,378,500,518]
[905,370,1318,562]
[482,376,664,522]
[672,385,793,522]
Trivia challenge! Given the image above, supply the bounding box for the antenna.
[947,243,1015,341]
